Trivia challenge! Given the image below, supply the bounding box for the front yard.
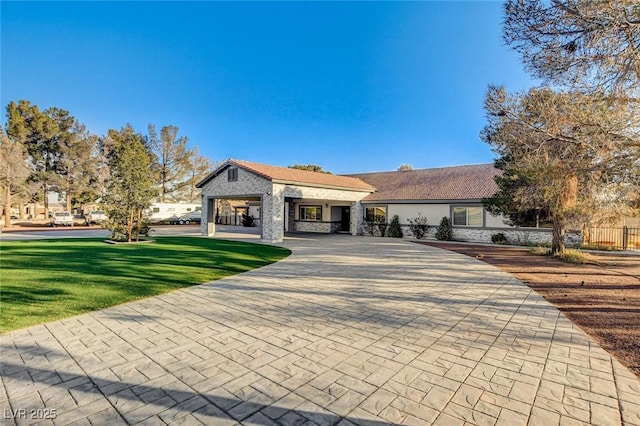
[0,237,290,332]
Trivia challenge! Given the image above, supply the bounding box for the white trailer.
[148,203,201,222]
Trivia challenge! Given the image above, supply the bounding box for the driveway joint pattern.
[2,235,640,425]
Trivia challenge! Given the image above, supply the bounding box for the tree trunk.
[551,219,565,254]
[582,223,591,246]
[43,183,49,218]
[135,210,142,242]
[66,175,72,212]
[127,210,134,243]
[3,182,12,229]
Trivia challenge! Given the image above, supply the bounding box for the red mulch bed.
[418,241,640,378]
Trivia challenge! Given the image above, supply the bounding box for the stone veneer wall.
[361,223,582,246]
[199,168,271,237]
[449,227,582,246]
[293,221,333,233]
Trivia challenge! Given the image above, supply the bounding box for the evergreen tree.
[54,122,100,212]
[102,125,156,242]
[387,215,403,238]
[435,217,453,241]
[481,86,640,254]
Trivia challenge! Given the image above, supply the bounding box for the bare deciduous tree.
[148,124,192,202]
[0,128,30,228]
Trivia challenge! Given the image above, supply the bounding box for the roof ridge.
[344,163,495,176]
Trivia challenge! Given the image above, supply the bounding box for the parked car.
[170,211,202,225]
[86,210,107,225]
[51,211,75,227]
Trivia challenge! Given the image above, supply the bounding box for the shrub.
[241,214,255,227]
[363,221,377,236]
[491,232,508,244]
[387,215,403,238]
[408,214,430,239]
[435,217,452,241]
[529,246,550,256]
[377,222,388,237]
[554,248,595,264]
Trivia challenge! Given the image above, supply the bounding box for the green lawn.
[0,237,290,333]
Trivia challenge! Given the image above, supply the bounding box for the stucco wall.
[283,186,370,203]
[387,204,450,226]
[485,212,511,228]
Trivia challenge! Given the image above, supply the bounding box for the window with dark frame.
[364,206,386,222]
[452,206,483,226]
[299,206,322,221]
[228,168,238,182]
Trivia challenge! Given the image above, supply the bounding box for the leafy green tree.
[483,156,552,228]
[397,164,413,171]
[148,124,193,202]
[54,122,100,212]
[102,125,157,242]
[5,100,63,215]
[288,164,332,174]
[497,0,640,253]
[481,86,640,253]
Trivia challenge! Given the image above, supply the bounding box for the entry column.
[202,197,216,236]
[261,188,285,243]
[350,201,362,236]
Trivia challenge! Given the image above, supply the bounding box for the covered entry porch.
[286,199,354,234]
[197,159,375,243]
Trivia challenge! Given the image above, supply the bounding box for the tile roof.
[347,164,500,201]
[198,159,375,191]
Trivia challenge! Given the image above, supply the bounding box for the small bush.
[387,215,403,238]
[241,214,255,227]
[491,232,508,245]
[377,222,388,237]
[529,246,550,256]
[435,217,452,241]
[408,214,430,239]
[363,221,377,236]
[554,248,594,264]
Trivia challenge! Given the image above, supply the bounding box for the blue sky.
[1,1,535,174]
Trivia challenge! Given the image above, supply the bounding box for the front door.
[340,207,350,232]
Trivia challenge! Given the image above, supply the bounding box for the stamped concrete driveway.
[2,235,640,425]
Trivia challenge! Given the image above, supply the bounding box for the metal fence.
[584,226,640,251]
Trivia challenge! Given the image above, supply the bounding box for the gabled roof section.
[197,159,375,192]
[348,164,500,201]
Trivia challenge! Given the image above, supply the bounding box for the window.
[452,206,483,226]
[152,207,160,213]
[364,207,386,222]
[300,206,322,221]
[228,168,238,182]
